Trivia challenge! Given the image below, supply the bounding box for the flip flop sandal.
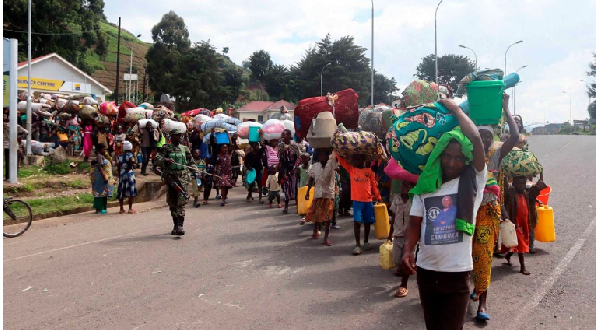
[119,210,126,214]
[312,233,319,240]
[202,201,209,205]
[476,312,491,321]
[395,287,409,298]
[323,240,333,246]
[352,246,363,255]
[128,210,137,214]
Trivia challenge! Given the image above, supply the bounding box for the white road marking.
[4,226,164,263]
[511,217,595,327]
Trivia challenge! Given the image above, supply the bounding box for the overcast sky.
[105,0,596,126]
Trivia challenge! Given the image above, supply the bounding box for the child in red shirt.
[335,152,382,255]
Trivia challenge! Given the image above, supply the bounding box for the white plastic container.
[500,221,518,248]
[306,111,337,148]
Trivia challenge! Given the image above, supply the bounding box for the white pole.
[435,0,442,86]
[26,0,32,155]
[371,0,374,107]
[129,50,133,102]
[9,39,19,183]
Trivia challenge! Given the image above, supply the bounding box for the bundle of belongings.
[331,123,387,164]
[387,102,459,175]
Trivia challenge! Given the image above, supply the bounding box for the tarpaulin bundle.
[387,102,459,175]
[294,88,359,139]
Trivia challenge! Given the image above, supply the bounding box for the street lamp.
[371,0,374,106]
[562,91,571,125]
[459,45,477,73]
[504,40,523,74]
[580,79,591,106]
[320,63,331,96]
[434,0,443,85]
[513,65,527,115]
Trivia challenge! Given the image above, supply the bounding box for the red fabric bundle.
[118,101,136,119]
[294,88,359,139]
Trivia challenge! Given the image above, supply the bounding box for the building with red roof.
[236,100,296,123]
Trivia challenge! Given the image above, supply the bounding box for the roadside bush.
[43,161,72,175]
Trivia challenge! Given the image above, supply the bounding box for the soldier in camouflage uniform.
[156,130,192,236]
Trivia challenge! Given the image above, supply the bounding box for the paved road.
[4,135,595,330]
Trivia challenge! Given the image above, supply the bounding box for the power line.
[3,27,101,36]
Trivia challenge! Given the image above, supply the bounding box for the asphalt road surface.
[3,135,596,330]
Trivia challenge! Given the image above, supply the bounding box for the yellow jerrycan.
[379,240,395,270]
[535,203,556,243]
[297,186,314,215]
[374,203,390,240]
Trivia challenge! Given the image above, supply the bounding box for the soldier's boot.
[175,217,185,236]
[170,217,178,235]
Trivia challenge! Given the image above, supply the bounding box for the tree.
[248,50,273,83]
[588,101,596,120]
[146,11,191,97]
[172,41,230,110]
[373,72,399,105]
[95,31,109,60]
[3,0,106,74]
[223,47,229,54]
[294,35,396,106]
[415,54,475,95]
[587,53,596,99]
[224,65,244,103]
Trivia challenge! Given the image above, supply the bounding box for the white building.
[17,53,111,101]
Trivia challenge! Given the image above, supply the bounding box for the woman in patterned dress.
[215,143,233,207]
[117,141,138,214]
[277,129,301,214]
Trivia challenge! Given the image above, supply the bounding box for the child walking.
[266,166,281,208]
[298,153,312,225]
[117,141,138,214]
[90,143,115,214]
[202,157,215,205]
[388,181,416,298]
[305,150,338,246]
[245,142,264,203]
[502,176,546,275]
[335,152,382,255]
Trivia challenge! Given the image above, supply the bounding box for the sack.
[138,119,158,128]
[262,119,286,141]
[118,101,136,119]
[213,114,240,126]
[79,105,98,120]
[237,121,262,139]
[500,221,518,248]
[384,159,420,183]
[201,119,237,133]
[281,119,295,136]
[295,88,359,139]
[332,124,380,161]
[58,112,72,121]
[501,149,543,178]
[82,97,98,105]
[96,114,110,124]
[139,102,154,110]
[99,101,117,116]
[388,102,459,175]
[194,114,212,124]
[402,80,439,107]
[358,108,385,139]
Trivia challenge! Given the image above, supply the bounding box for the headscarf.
[409,127,477,236]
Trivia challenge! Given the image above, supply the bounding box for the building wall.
[17,57,107,100]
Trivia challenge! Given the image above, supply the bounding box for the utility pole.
[26,0,32,155]
[371,0,374,106]
[143,67,147,102]
[115,17,121,104]
[128,50,133,102]
[434,0,443,85]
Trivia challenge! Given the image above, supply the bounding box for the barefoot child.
[305,150,337,246]
[388,181,416,297]
[335,152,382,255]
[266,166,281,208]
[117,141,138,214]
[215,144,233,207]
[502,175,546,275]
